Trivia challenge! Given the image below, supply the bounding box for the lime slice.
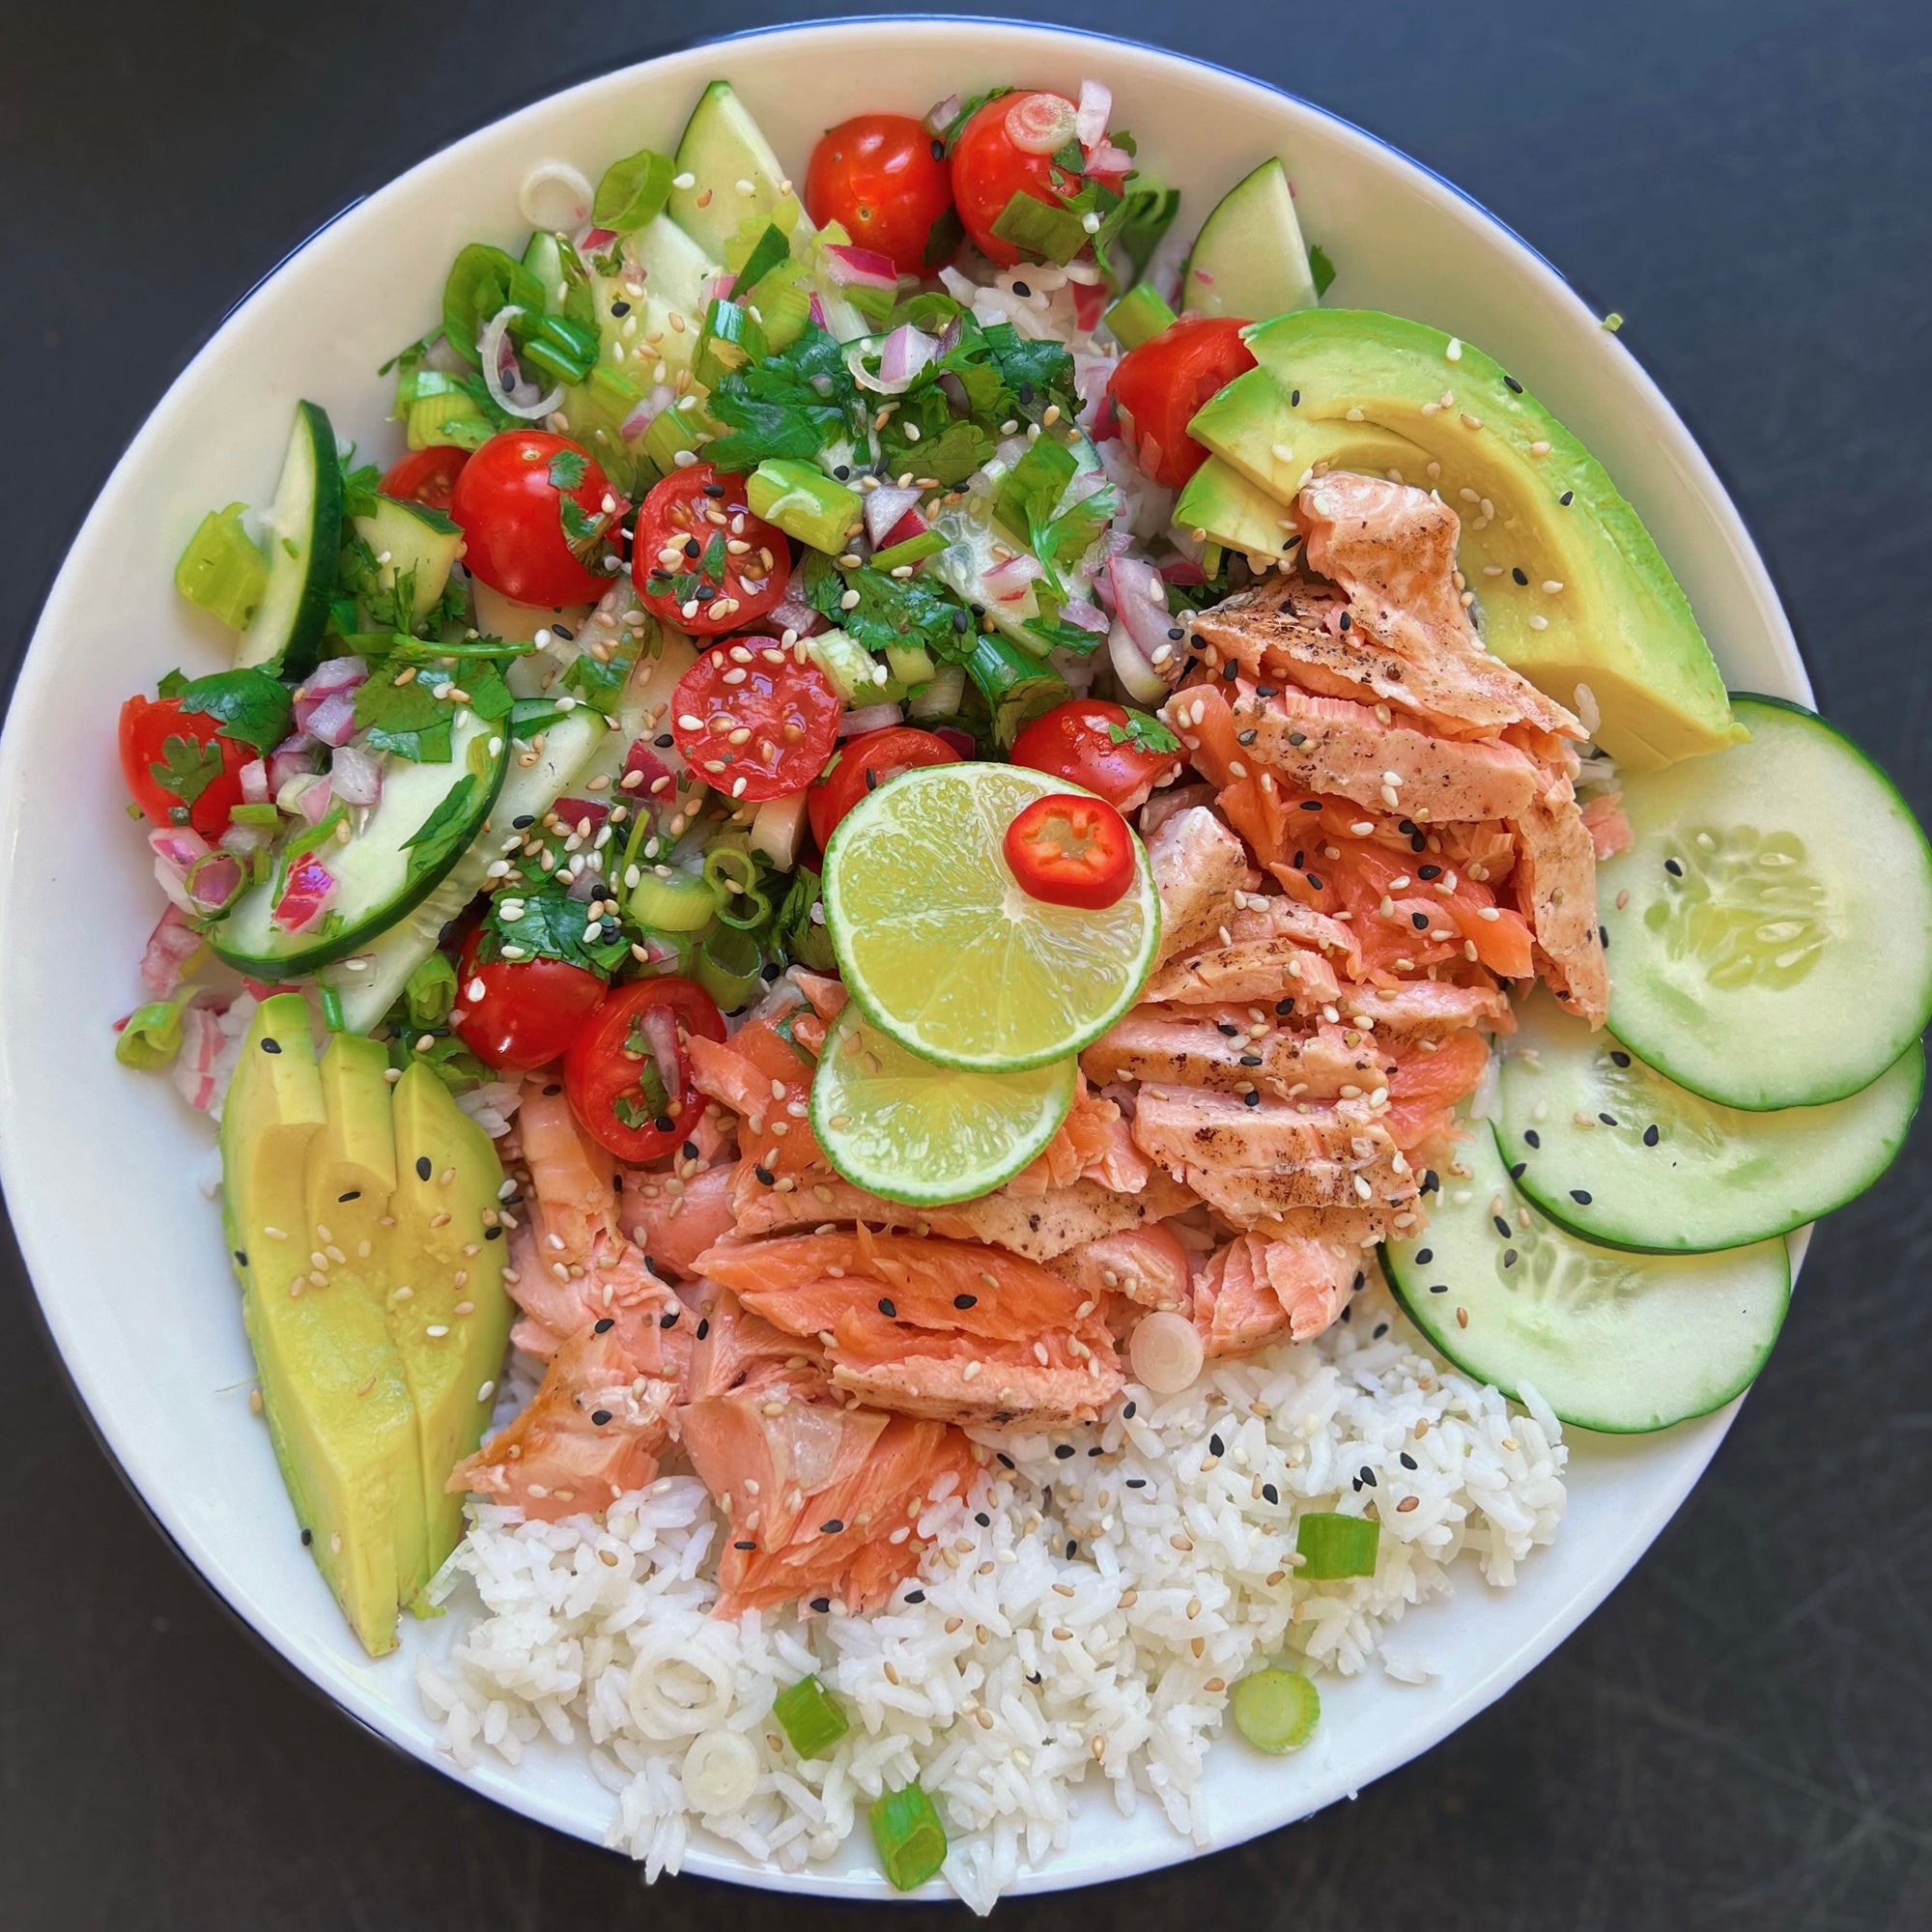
[811,1004,1076,1205]
[822,762,1161,1072]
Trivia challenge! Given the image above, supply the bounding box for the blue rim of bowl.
[0,13,1813,1898]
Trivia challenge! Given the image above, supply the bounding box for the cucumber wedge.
[237,400,343,678]
[1498,989,1922,1252]
[1599,695,1932,1109]
[323,708,608,1032]
[350,496,464,629]
[1382,1120,1790,1433]
[669,80,786,261]
[1181,158,1318,323]
[212,712,508,978]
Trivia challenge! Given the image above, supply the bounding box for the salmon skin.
[695,1231,1124,1428]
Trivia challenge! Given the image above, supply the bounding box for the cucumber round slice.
[1382,1121,1790,1433]
[1497,991,1922,1251]
[235,400,342,680]
[1599,695,1932,1109]
[213,712,507,978]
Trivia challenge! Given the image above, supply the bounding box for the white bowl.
[0,16,1807,1902]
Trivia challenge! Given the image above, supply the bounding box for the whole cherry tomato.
[1004,791,1136,910]
[951,92,1098,268]
[380,445,470,512]
[564,976,727,1163]
[805,114,956,275]
[1009,698,1184,812]
[449,927,607,1072]
[632,464,791,637]
[117,693,254,836]
[807,725,961,850]
[1107,317,1257,488]
[448,430,621,607]
[668,639,842,803]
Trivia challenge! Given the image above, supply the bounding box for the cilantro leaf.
[458,662,517,723]
[401,775,481,885]
[156,668,189,699]
[1093,175,1180,293]
[702,324,871,472]
[773,867,838,973]
[1308,243,1336,298]
[799,553,970,662]
[1107,710,1180,755]
[548,448,588,493]
[939,86,1013,156]
[980,323,1080,423]
[354,676,454,763]
[477,887,629,975]
[148,733,224,809]
[174,667,294,754]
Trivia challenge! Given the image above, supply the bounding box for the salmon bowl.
[11,12,1916,1911]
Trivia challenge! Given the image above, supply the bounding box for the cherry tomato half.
[1004,791,1136,910]
[807,725,962,850]
[380,445,470,513]
[669,639,842,803]
[633,464,791,637]
[117,694,253,836]
[1009,698,1184,813]
[952,91,1094,268]
[448,430,621,607]
[564,976,727,1163]
[805,114,955,276]
[1108,317,1257,489]
[449,927,607,1072]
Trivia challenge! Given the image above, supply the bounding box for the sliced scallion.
[1294,1511,1379,1580]
[114,999,188,1070]
[772,1674,849,1759]
[693,923,765,1011]
[627,867,719,933]
[1231,1667,1321,1754]
[868,1782,948,1891]
[174,503,269,632]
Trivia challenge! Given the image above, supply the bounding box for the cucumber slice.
[1600,694,1932,1109]
[323,709,607,1032]
[350,497,464,629]
[668,81,786,261]
[212,712,508,978]
[1498,989,1922,1251]
[627,213,722,321]
[237,401,343,678]
[1181,159,1318,323]
[1383,1120,1790,1432]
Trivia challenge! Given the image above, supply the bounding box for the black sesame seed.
[1237,728,1258,746]
[1276,999,1296,1016]
[1123,1401,1136,1419]
[877,1297,896,1318]
[415,1156,433,1181]
[1291,389,1301,406]
[1257,685,1280,698]
[1523,1129,1541,1149]
[1374,1321,1388,1338]
[261,1038,282,1054]
[594,1318,614,1333]
[905,1588,925,1604]
[1012,280,1032,298]
[1243,1091,1262,1107]
[1599,1112,1618,1127]
[653,1115,675,1132]
[1600,925,1609,949]
[696,1318,710,1341]
[1559,490,1575,506]
[1089,1444,1103,1457]
[1126,1476,1148,1490]
[952,608,970,633]
[1217,1021,1239,1037]
[1306,873,1324,891]
[1418,864,1442,880]
[1222,661,1238,681]
[1352,1477,1363,1492]
[1054,1443,1075,1460]
[1168,627,1185,641]
[753,1165,775,1185]
[810,1598,831,1613]
[1353,1271,1365,1293]
[1209,1434,1225,1457]
[1262,1483,1280,1504]
[544,1083,562,1097]
[1512,567,1528,586]
[734,1539,756,1550]
[1570,1188,1594,1205]
[337,1189,361,1203]
[233,1248,247,1266]
[996,1453,1015,1469]
[865,768,878,790]
[1339,611,1352,631]
[1608,1051,1632,1069]
[1360,1465,1378,1487]
[975,1511,991,1526]
[953,1293,978,1309]
[1664,858,1684,877]
[929,138,945,160]
[655,732,674,748]
[591,1409,611,1426]
[702,482,726,497]
[1429,1283,1448,1293]
[1493,1215,1513,1238]
[1238,1054,1263,1066]
[512,813,535,828]
[1509,1162,1526,1181]
[820,1519,845,1534]
[1503,1247,1519,1267]
[1421,1169,1439,1194]
[660,1310,679,1329]
[1065,1539,1078,1560]
[1412,912,1431,930]
[1643,1124,1661,1147]
[1416,1248,1434,1264]
[300,1527,312,1545]
[1504,373,1524,393]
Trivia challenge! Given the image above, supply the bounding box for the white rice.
[417,1278,1565,1911]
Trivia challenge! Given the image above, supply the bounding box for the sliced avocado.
[222,1007,511,1656]
[1190,367,1428,499]
[388,1065,514,1561]
[1181,159,1319,323]
[1175,456,1303,563]
[669,80,787,261]
[1240,310,1746,768]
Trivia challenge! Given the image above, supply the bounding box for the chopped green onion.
[747,458,862,555]
[693,923,765,1010]
[702,844,759,898]
[772,1674,849,1758]
[694,298,769,390]
[640,399,709,476]
[734,222,790,292]
[628,867,720,933]
[514,312,601,385]
[868,1783,948,1891]
[404,952,457,1029]
[1102,283,1177,353]
[406,388,489,452]
[988,189,1090,266]
[114,999,188,1070]
[746,272,811,355]
[968,631,1069,747]
[318,982,347,1034]
[1231,1667,1321,1753]
[883,642,937,689]
[174,503,269,631]
[1294,1512,1379,1579]
[441,243,546,367]
[870,529,949,574]
[229,802,281,828]
[592,145,674,231]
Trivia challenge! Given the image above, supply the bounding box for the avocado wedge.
[220,998,512,1655]
[1216,310,1747,769]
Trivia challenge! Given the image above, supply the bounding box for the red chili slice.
[1003,792,1136,910]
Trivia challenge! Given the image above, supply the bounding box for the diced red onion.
[822,243,898,294]
[1107,554,1181,688]
[295,778,336,825]
[621,383,677,441]
[566,867,603,903]
[294,658,367,744]
[328,742,384,809]
[933,725,977,758]
[580,225,617,251]
[480,304,564,419]
[217,821,272,858]
[299,655,368,698]
[303,689,359,748]
[272,853,336,934]
[808,293,830,331]
[879,324,939,386]
[704,271,737,305]
[139,903,203,999]
[1075,80,1113,154]
[554,797,610,833]
[1085,141,1135,181]
[863,484,923,546]
[770,566,826,638]
[639,1004,684,1111]
[982,550,1045,603]
[839,702,903,737]
[1006,93,1078,156]
[519,160,594,233]
[1061,598,1109,635]
[149,828,242,919]
[881,509,926,550]
[239,757,270,805]
[923,93,962,137]
[172,1000,224,1114]
[267,731,321,795]
[622,740,678,816]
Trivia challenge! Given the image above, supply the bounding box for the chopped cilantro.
[1106,710,1179,755]
[400,775,481,885]
[148,733,224,808]
[354,676,454,763]
[703,324,872,472]
[477,887,630,975]
[1308,243,1336,298]
[170,667,294,754]
[799,552,971,663]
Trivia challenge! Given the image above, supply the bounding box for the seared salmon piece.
[684,1291,825,1404]
[680,1384,975,1615]
[1145,806,1258,963]
[1333,978,1515,1037]
[1581,792,1634,862]
[695,1231,1123,1428]
[1049,1223,1192,1312]
[1515,784,1610,1025]
[1192,569,1578,743]
[1193,1231,1363,1353]
[1010,1083,1150,1196]
[620,1160,738,1279]
[450,1305,684,1521]
[1084,1006,1392,1102]
[1382,1027,1491,1151]
[1175,1162,1420,1235]
[1143,927,1343,1008]
[687,1017,825,1176]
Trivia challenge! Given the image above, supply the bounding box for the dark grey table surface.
[4,2,1929,1926]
